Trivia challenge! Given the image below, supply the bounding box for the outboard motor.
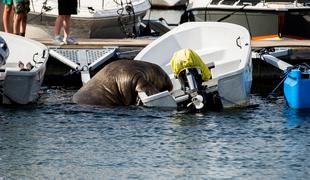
[171,48,214,110]
[177,67,205,109]
[0,36,9,67]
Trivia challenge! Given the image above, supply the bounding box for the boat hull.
[151,0,187,8]
[187,10,310,39]
[218,60,252,108]
[2,69,46,104]
[186,0,310,39]
[27,11,147,38]
[27,0,151,38]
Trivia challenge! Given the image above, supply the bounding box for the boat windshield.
[210,0,310,6]
[265,0,310,2]
[210,0,261,6]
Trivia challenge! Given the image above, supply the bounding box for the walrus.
[72,60,173,106]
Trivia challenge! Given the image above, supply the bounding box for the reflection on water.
[0,88,309,179]
[283,108,310,129]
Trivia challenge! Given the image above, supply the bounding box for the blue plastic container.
[284,69,310,108]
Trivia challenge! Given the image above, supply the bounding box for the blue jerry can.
[284,69,310,108]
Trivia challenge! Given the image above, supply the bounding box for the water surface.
[0,87,309,179]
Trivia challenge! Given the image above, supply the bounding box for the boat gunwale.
[29,0,151,20]
[28,10,148,21]
[187,6,310,12]
[0,32,49,76]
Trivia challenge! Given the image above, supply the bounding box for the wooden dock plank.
[32,38,310,49]
[32,38,155,48]
[251,40,310,48]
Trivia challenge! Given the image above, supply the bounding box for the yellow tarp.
[170,48,211,81]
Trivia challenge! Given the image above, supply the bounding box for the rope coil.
[116,0,138,38]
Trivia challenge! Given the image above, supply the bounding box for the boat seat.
[195,48,225,60]
[214,58,241,66]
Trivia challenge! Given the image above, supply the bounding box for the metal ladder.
[49,46,117,84]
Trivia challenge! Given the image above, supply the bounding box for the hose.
[116,0,137,38]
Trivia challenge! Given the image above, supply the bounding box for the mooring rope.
[116,0,137,38]
[266,62,310,99]
[266,73,288,99]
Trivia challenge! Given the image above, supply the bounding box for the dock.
[35,37,310,61]
[33,38,310,49]
[32,38,155,48]
[251,40,310,48]
[37,37,310,86]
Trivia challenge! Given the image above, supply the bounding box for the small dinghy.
[135,22,252,110]
[284,65,310,109]
[0,32,48,104]
[258,49,310,109]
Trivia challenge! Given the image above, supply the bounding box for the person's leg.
[20,12,27,36]
[3,4,12,33]
[62,15,77,44]
[19,0,30,36]
[62,15,71,39]
[53,15,65,44]
[54,15,64,36]
[13,13,22,35]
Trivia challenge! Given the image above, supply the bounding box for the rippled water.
[0,87,309,179]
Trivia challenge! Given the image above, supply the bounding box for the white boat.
[151,0,187,8]
[28,0,151,38]
[135,22,252,109]
[0,32,48,104]
[185,0,310,40]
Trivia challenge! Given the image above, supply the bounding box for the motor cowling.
[0,36,9,67]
